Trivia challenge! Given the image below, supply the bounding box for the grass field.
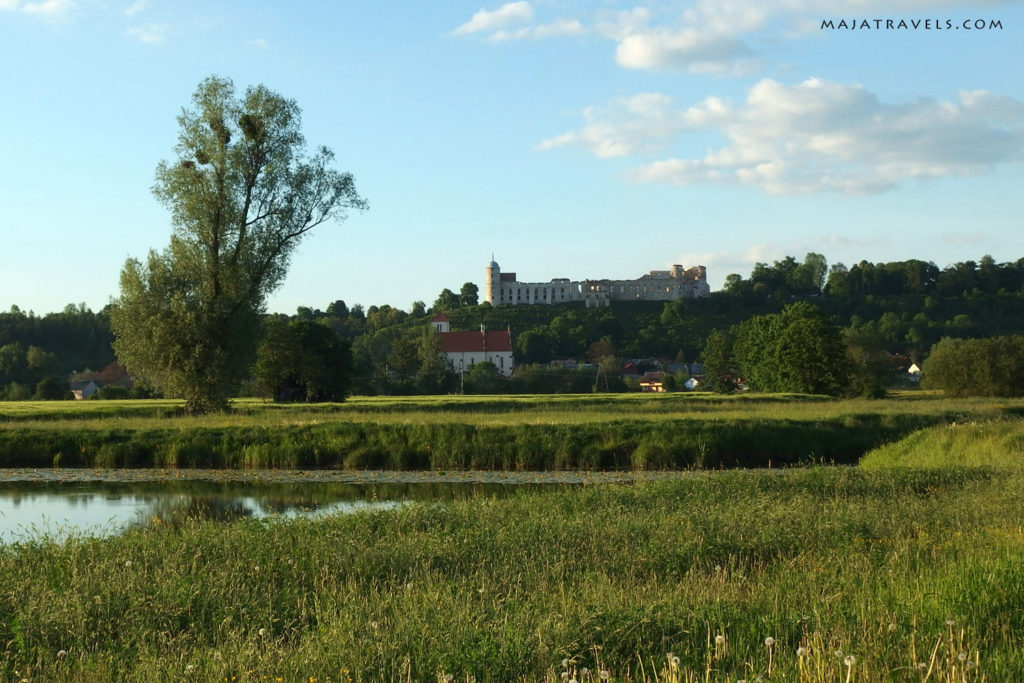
[2,465,1023,680]
[2,393,1024,680]
[2,392,1022,470]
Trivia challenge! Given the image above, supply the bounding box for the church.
[431,313,515,377]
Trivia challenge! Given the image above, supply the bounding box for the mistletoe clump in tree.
[111,76,366,414]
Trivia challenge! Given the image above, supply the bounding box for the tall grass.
[2,467,1022,680]
[861,420,1024,469]
[4,393,1020,470]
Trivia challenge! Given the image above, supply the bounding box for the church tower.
[485,256,500,306]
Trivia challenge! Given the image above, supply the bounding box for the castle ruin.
[484,259,710,308]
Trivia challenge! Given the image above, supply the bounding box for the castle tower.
[485,256,500,306]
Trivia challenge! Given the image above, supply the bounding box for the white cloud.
[538,92,731,158]
[124,0,147,16]
[453,1,533,36]
[615,29,758,74]
[542,78,1024,195]
[18,0,75,19]
[247,38,268,49]
[490,19,586,42]
[126,22,169,43]
[455,0,1021,73]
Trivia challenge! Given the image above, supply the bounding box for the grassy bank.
[3,393,1020,470]
[862,420,1024,469]
[2,467,1023,680]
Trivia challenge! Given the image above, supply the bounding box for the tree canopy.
[921,336,1024,397]
[253,318,352,402]
[724,302,850,396]
[110,76,366,413]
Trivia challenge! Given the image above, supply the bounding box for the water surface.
[0,469,646,543]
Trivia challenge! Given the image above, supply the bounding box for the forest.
[4,253,1024,399]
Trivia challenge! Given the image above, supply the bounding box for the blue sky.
[2,0,1022,315]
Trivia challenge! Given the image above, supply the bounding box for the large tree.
[732,302,849,396]
[253,318,352,402]
[111,76,366,413]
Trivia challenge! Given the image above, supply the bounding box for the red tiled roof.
[441,330,512,353]
[431,312,449,322]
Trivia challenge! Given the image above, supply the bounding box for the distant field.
[2,392,1022,470]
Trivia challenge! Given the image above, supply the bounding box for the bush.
[922,335,1024,397]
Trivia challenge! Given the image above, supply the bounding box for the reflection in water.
[0,476,565,543]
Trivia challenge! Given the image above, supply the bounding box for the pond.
[0,469,647,543]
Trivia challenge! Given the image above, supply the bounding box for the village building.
[484,259,710,308]
[431,313,515,377]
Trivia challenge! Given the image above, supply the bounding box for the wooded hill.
[4,254,1024,398]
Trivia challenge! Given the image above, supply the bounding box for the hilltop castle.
[484,259,710,308]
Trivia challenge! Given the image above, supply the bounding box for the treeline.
[5,253,1024,400]
[0,304,115,399]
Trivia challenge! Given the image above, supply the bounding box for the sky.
[1,0,1022,316]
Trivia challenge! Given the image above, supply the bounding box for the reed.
[1,467,1021,680]
[4,393,1020,471]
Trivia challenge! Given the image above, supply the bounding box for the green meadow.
[2,393,1024,680]
[2,392,1020,471]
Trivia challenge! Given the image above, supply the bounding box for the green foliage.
[459,282,479,307]
[110,76,366,414]
[433,288,460,312]
[922,335,1024,397]
[32,377,71,401]
[464,361,503,394]
[253,318,352,402]
[732,302,849,395]
[700,329,738,393]
[93,385,131,400]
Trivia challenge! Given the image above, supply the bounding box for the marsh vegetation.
[2,393,1023,680]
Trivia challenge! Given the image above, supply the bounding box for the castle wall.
[485,262,709,307]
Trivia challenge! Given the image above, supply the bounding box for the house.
[684,377,701,391]
[69,380,99,400]
[639,371,667,393]
[431,313,515,377]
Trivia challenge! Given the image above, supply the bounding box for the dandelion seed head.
[258,628,266,637]
[569,679,578,683]
[834,649,843,658]
[715,634,725,645]
[185,664,195,673]
[57,650,67,658]
[561,658,569,668]
[945,619,955,627]
[796,646,807,657]
[958,651,968,662]
[581,668,590,676]
[918,662,927,671]
[671,656,680,667]
[600,670,611,680]
[369,621,379,630]
[561,672,568,681]
[844,655,856,666]
[124,560,132,568]
[764,637,775,647]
